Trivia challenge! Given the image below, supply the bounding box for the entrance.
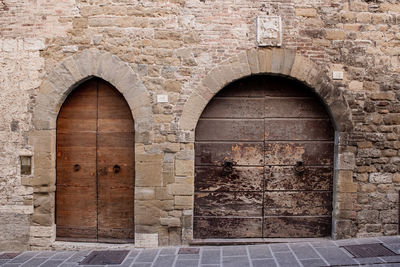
[56,78,135,242]
[194,75,334,238]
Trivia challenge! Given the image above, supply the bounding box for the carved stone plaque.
[257,16,282,47]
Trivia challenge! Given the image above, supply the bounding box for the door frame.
[55,78,135,243]
[179,48,354,241]
[28,49,152,248]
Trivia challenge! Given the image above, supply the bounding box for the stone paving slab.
[1,236,400,266]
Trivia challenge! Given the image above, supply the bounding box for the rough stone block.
[136,154,163,187]
[247,49,260,74]
[0,213,30,250]
[290,55,312,83]
[167,184,193,196]
[135,233,158,248]
[358,210,379,223]
[337,170,353,184]
[358,148,381,158]
[338,152,356,170]
[202,69,224,93]
[295,8,317,17]
[325,30,346,40]
[32,213,53,226]
[380,210,397,224]
[24,38,45,51]
[175,160,194,176]
[180,93,207,131]
[31,167,55,186]
[370,92,395,101]
[338,183,357,193]
[136,187,156,200]
[361,184,376,193]
[164,80,182,92]
[258,49,272,73]
[348,80,363,91]
[160,217,181,227]
[369,173,392,184]
[393,173,400,183]
[384,114,400,125]
[175,196,193,206]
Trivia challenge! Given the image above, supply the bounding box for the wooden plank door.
[263,78,334,237]
[56,78,134,242]
[194,75,334,239]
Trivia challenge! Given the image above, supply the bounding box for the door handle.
[73,164,81,172]
[113,165,121,173]
[294,161,305,175]
[222,158,236,176]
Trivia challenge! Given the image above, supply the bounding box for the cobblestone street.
[2,236,400,267]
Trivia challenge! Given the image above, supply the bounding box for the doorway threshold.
[52,241,136,251]
[190,237,332,246]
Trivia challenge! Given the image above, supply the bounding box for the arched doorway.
[194,75,334,238]
[56,77,135,243]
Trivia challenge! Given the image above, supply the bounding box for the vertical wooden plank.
[56,79,98,240]
[97,79,135,242]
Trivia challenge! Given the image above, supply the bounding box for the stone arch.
[28,49,151,248]
[179,48,353,133]
[33,48,152,139]
[179,48,355,241]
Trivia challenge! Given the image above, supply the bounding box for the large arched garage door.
[56,78,135,242]
[194,75,334,238]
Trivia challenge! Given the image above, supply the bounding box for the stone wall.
[0,0,399,250]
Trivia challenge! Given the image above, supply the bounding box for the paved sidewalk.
[2,236,400,267]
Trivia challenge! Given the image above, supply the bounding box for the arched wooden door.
[56,78,135,243]
[194,75,334,238]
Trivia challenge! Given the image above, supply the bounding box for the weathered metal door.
[194,75,333,238]
[56,78,135,242]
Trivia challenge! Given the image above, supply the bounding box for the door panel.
[195,142,264,166]
[97,80,134,242]
[56,78,134,242]
[264,191,332,216]
[263,217,331,237]
[201,98,265,118]
[196,119,264,141]
[194,192,263,217]
[265,166,333,191]
[264,119,334,141]
[264,142,334,166]
[195,166,264,192]
[56,80,98,240]
[194,217,263,238]
[264,98,329,118]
